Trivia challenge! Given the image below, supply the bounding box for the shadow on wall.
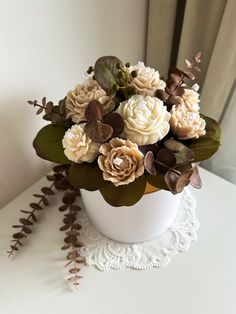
[0,95,52,208]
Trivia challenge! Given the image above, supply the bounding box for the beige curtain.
[146,0,236,183]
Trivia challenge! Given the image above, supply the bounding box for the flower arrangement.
[31,52,220,206]
[7,52,221,288]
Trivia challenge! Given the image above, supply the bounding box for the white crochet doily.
[79,188,199,271]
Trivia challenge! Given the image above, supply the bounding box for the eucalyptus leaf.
[99,175,146,207]
[146,173,169,191]
[33,124,70,164]
[201,114,221,141]
[94,56,123,91]
[69,162,106,191]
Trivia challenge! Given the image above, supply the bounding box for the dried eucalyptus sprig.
[59,189,84,289]
[28,97,72,127]
[156,51,202,110]
[7,165,68,257]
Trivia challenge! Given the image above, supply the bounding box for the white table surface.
[0,168,236,314]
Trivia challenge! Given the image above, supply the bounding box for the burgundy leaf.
[85,100,104,122]
[144,151,157,175]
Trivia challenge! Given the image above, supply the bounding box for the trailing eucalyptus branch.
[59,189,84,289]
[7,165,68,257]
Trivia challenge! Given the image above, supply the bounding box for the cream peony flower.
[62,124,100,163]
[183,88,200,111]
[127,62,166,96]
[170,104,206,140]
[116,95,171,145]
[66,77,114,123]
[98,138,144,186]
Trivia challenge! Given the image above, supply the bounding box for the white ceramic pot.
[80,188,182,243]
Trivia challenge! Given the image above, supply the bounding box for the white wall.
[0,0,147,208]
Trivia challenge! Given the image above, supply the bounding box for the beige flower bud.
[116,95,171,145]
[170,104,206,140]
[62,124,100,163]
[66,78,114,123]
[98,138,144,186]
[128,62,166,96]
[182,88,200,112]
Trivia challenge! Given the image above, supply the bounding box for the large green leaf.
[184,114,221,162]
[94,56,123,91]
[69,162,106,191]
[33,124,70,164]
[99,175,146,207]
[146,173,169,191]
[201,114,221,141]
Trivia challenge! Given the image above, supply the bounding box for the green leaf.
[94,56,123,91]
[33,124,70,164]
[184,114,221,162]
[185,137,220,162]
[99,175,146,207]
[201,114,221,141]
[69,162,106,191]
[146,173,169,191]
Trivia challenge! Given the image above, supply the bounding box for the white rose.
[170,104,206,140]
[62,124,100,163]
[182,88,200,112]
[127,62,166,96]
[117,95,171,145]
[66,77,113,123]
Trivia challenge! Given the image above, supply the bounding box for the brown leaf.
[36,107,44,115]
[46,175,56,181]
[84,122,113,143]
[173,86,184,97]
[42,196,49,206]
[85,100,104,122]
[59,205,68,212]
[67,251,80,260]
[59,224,70,231]
[144,151,157,175]
[31,213,37,222]
[156,89,169,101]
[184,59,192,68]
[19,218,33,225]
[33,194,44,198]
[42,97,46,106]
[45,102,53,113]
[10,245,18,251]
[183,71,195,80]
[190,166,202,189]
[74,241,84,248]
[195,51,202,59]
[164,170,180,194]
[175,170,193,193]
[30,203,42,211]
[12,225,23,228]
[103,112,124,138]
[169,73,181,84]
[66,231,80,236]
[20,210,31,214]
[168,96,184,105]
[156,149,177,171]
[22,226,32,234]
[61,244,71,250]
[69,268,80,274]
[41,187,55,195]
[193,66,201,72]
[70,205,81,212]
[73,223,82,230]
[13,233,26,239]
